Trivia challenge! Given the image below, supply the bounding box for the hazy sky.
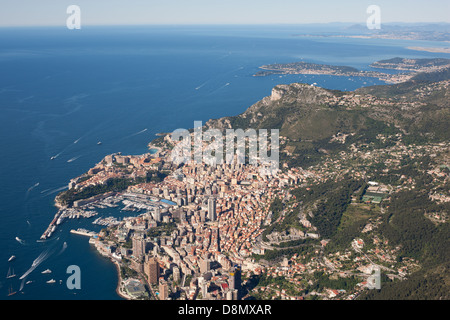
[1,0,449,27]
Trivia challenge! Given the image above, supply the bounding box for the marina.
[40,193,172,240]
[92,216,120,227]
[40,208,98,240]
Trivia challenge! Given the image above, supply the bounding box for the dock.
[70,228,98,238]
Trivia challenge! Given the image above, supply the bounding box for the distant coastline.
[254,57,450,84]
[407,46,450,54]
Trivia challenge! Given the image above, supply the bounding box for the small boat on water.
[97,141,102,145]
[46,279,56,284]
[8,285,16,296]
[6,267,16,279]
[8,255,15,262]
[25,281,33,285]
[15,237,24,244]
[41,269,52,274]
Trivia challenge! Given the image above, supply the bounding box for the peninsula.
[254,57,450,84]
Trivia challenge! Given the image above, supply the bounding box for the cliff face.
[206,83,337,137]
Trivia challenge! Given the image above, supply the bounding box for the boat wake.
[25,182,40,198]
[209,82,231,94]
[58,242,68,255]
[50,151,63,160]
[19,246,56,280]
[128,128,148,138]
[26,182,40,193]
[15,237,26,245]
[67,156,81,163]
[195,81,208,90]
[120,128,148,141]
[41,186,68,197]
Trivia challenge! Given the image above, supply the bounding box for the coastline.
[112,259,132,300]
[407,46,450,54]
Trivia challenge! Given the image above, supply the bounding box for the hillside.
[205,77,449,300]
[207,79,449,167]
[370,57,450,71]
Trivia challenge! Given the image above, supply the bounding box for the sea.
[0,25,449,299]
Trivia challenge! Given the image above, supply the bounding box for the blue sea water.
[0,25,448,300]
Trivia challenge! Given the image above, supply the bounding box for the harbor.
[40,192,173,241]
[40,208,98,240]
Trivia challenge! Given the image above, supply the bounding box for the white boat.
[25,281,33,285]
[41,269,52,274]
[15,237,24,244]
[46,279,56,284]
[97,141,102,145]
[8,255,15,262]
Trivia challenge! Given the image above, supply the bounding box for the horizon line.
[1,21,450,28]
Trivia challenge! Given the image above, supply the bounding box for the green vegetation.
[359,264,450,300]
[146,222,177,238]
[57,177,137,207]
[310,271,360,291]
[254,274,304,297]
[357,187,450,300]
[252,243,317,262]
[268,197,284,222]
[120,263,139,279]
[327,203,377,252]
[292,177,363,239]
[57,170,169,207]
[412,66,450,82]
[271,238,317,249]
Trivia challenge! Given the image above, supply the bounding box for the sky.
[0,0,449,27]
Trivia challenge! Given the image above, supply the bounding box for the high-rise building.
[229,265,241,296]
[200,257,211,274]
[173,267,181,283]
[208,197,216,221]
[147,257,160,285]
[159,279,169,300]
[229,270,235,290]
[132,236,146,260]
[154,206,161,222]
